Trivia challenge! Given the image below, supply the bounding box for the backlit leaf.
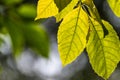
[55,0,79,22]
[35,0,58,20]
[58,6,89,66]
[87,19,120,79]
[107,0,120,17]
[54,0,71,11]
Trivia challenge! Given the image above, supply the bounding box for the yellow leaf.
[58,6,89,66]
[35,0,58,20]
[56,0,79,22]
[107,0,120,17]
[87,18,120,79]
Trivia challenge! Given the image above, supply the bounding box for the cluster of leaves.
[35,0,120,79]
[0,0,49,57]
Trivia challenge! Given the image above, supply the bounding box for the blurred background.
[0,0,120,80]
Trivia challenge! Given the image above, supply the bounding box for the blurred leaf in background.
[17,4,36,18]
[1,0,23,5]
[21,23,49,57]
[0,0,49,57]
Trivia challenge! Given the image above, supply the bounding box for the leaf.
[107,0,120,17]
[22,23,49,57]
[54,0,71,11]
[5,20,24,56]
[17,4,36,18]
[55,0,79,22]
[58,6,89,66]
[86,19,120,79]
[2,0,23,5]
[35,0,58,20]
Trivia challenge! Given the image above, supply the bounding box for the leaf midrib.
[89,18,108,78]
[64,7,81,64]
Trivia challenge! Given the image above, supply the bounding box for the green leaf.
[54,0,71,11]
[55,0,79,22]
[5,20,24,56]
[58,6,89,66]
[87,19,120,79]
[2,0,23,5]
[35,0,58,20]
[107,0,120,17]
[22,23,49,57]
[17,4,36,18]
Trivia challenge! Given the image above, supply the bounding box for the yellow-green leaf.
[54,0,71,11]
[87,19,120,79]
[55,0,79,22]
[35,0,58,20]
[58,6,89,66]
[17,4,36,18]
[107,0,120,17]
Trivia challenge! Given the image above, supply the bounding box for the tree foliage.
[0,0,49,57]
[36,0,120,79]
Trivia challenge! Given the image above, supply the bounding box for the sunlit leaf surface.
[58,6,89,66]
[55,0,79,22]
[87,19,120,79]
[35,0,58,20]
